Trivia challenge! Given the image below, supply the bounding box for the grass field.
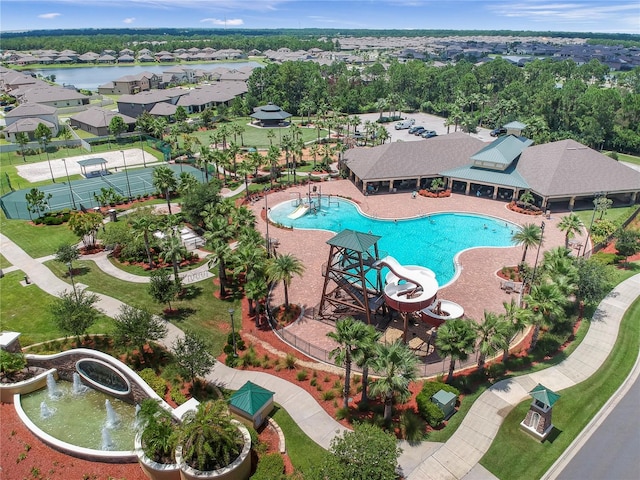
[0,270,114,346]
[481,290,640,480]
[44,259,234,353]
[0,253,11,269]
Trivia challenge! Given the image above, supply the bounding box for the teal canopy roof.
[529,383,560,407]
[229,381,274,416]
[327,229,381,252]
[440,162,530,189]
[77,157,107,167]
[470,135,533,167]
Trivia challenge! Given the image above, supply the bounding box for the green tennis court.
[1,165,204,220]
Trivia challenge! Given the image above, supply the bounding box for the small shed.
[229,381,274,428]
[431,389,457,419]
[520,383,560,441]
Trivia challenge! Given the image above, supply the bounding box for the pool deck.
[247,180,574,375]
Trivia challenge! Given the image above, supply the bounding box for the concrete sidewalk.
[407,274,640,480]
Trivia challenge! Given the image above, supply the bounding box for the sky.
[1,0,639,35]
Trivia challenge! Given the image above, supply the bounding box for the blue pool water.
[269,197,517,286]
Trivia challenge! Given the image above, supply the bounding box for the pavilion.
[250,103,292,127]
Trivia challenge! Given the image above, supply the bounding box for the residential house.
[4,103,59,141]
[69,106,136,136]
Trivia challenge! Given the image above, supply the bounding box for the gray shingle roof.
[5,103,57,117]
[70,107,135,127]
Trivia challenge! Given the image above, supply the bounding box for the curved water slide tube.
[373,256,439,313]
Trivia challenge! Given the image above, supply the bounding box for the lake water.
[29,61,262,91]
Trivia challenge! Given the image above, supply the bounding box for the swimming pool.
[269,197,517,286]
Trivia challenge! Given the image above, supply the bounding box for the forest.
[243,58,640,154]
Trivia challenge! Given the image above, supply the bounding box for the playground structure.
[1,165,204,220]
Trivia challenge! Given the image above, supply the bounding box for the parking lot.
[356,112,494,144]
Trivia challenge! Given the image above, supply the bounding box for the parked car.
[395,118,415,130]
[408,125,424,134]
[421,130,437,138]
[490,127,506,137]
[412,127,426,136]
[3,105,14,112]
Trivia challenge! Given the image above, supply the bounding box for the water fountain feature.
[40,401,55,419]
[72,372,90,395]
[101,427,114,451]
[105,399,120,429]
[46,373,62,399]
[19,379,136,452]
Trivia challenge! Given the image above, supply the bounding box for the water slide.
[373,256,439,313]
[287,203,310,219]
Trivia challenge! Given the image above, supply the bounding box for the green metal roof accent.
[327,229,381,252]
[471,135,532,167]
[229,381,274,416]
[77,157,107,167]
[440,163,530,189]
[529,383,560,407]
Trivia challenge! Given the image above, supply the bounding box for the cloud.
[488,1,640,24]
[200,17,244,26]
[38,12,61,19]
[8,0,288,11]
[123,17,135,24]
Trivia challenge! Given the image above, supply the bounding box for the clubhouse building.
[340,124,640,212]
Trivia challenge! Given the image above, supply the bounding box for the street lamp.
[62,158,76,210]
[120,150,132,200]
[41,136,55,183]
[67,261,78,301]
[228,308,237,357]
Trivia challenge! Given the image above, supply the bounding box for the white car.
[394,119,415,130]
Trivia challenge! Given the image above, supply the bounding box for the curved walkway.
[2,231,638,478]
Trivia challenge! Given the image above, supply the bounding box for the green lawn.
[44,259,235,353]
[572,204,639,231]
[0,253,11,269]
[0,210,79,258]
[480,294,640,480]
[0,270,113,346]
[272,404,330,474]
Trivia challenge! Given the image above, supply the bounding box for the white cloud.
[7,0,288,11]
[123,17,135,24]
[38,12,61,19]
[200,17,244,26]
[489,1,640,23]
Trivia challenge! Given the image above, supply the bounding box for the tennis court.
[1,164,204,219]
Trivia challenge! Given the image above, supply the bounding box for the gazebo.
[77,158,108,178]
[229,381,274,428]
[250,103,292,127]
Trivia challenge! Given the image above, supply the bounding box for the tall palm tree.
[557,213,584,248]
[130,210,157,268]
[435,318,477,383]
[522,283,566,351]
[473,312,503,372]
[244,278,269,319]
[152,165,177,214]
[353,323,381,405]
[511,223,543,264]
[161,233,187,287]
[178,172,198,196]
[265,254,305,309]
[204,215,235,298]
[369,341,418,423]
[327,317,370,409]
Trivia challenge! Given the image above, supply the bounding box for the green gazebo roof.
[529,383,560,407]
[327,229,381,253]
[77,157,107,167]
[229,381,274,416]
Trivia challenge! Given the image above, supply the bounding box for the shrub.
[296,370,309,381]
[321,390,335,401]
[170,386,187,405]
[335,407,350,421]
[239,345,260,368]
[310,378,317,387]
[283,353,297,370]
[416,381,458,422]
[42,215,64,225]
[138,368,167,397]
[252,453,285,480]
[421,401,445,427]
[487,363,507,380]
[590,252,619,265]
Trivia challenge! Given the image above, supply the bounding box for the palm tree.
[327,317,370,409]
[511,223,543,264]
[522,283,566,351]
[435,318,477,383]
[204,215,235,298]
[152,165,177,214]
[518,190,535,209]
[558,213,584,248]
[178,172,198,196]
[265,254,305,309]
[244,278,269,320]
[369,341,418,423]
[130,210,157,268]
[473,312,503,372]
[161,233,187,287]
[353,323,381,405]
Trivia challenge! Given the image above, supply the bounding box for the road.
[554,374,640,480]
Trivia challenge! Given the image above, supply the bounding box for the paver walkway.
[2,231,638,478]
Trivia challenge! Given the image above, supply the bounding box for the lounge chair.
[501,281,515,293]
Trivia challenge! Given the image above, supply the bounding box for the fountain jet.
[46,373,62,399]
[101,427,114,451]
[72,372,89,395]
[40,401,55,419]
[105,399,120,428]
